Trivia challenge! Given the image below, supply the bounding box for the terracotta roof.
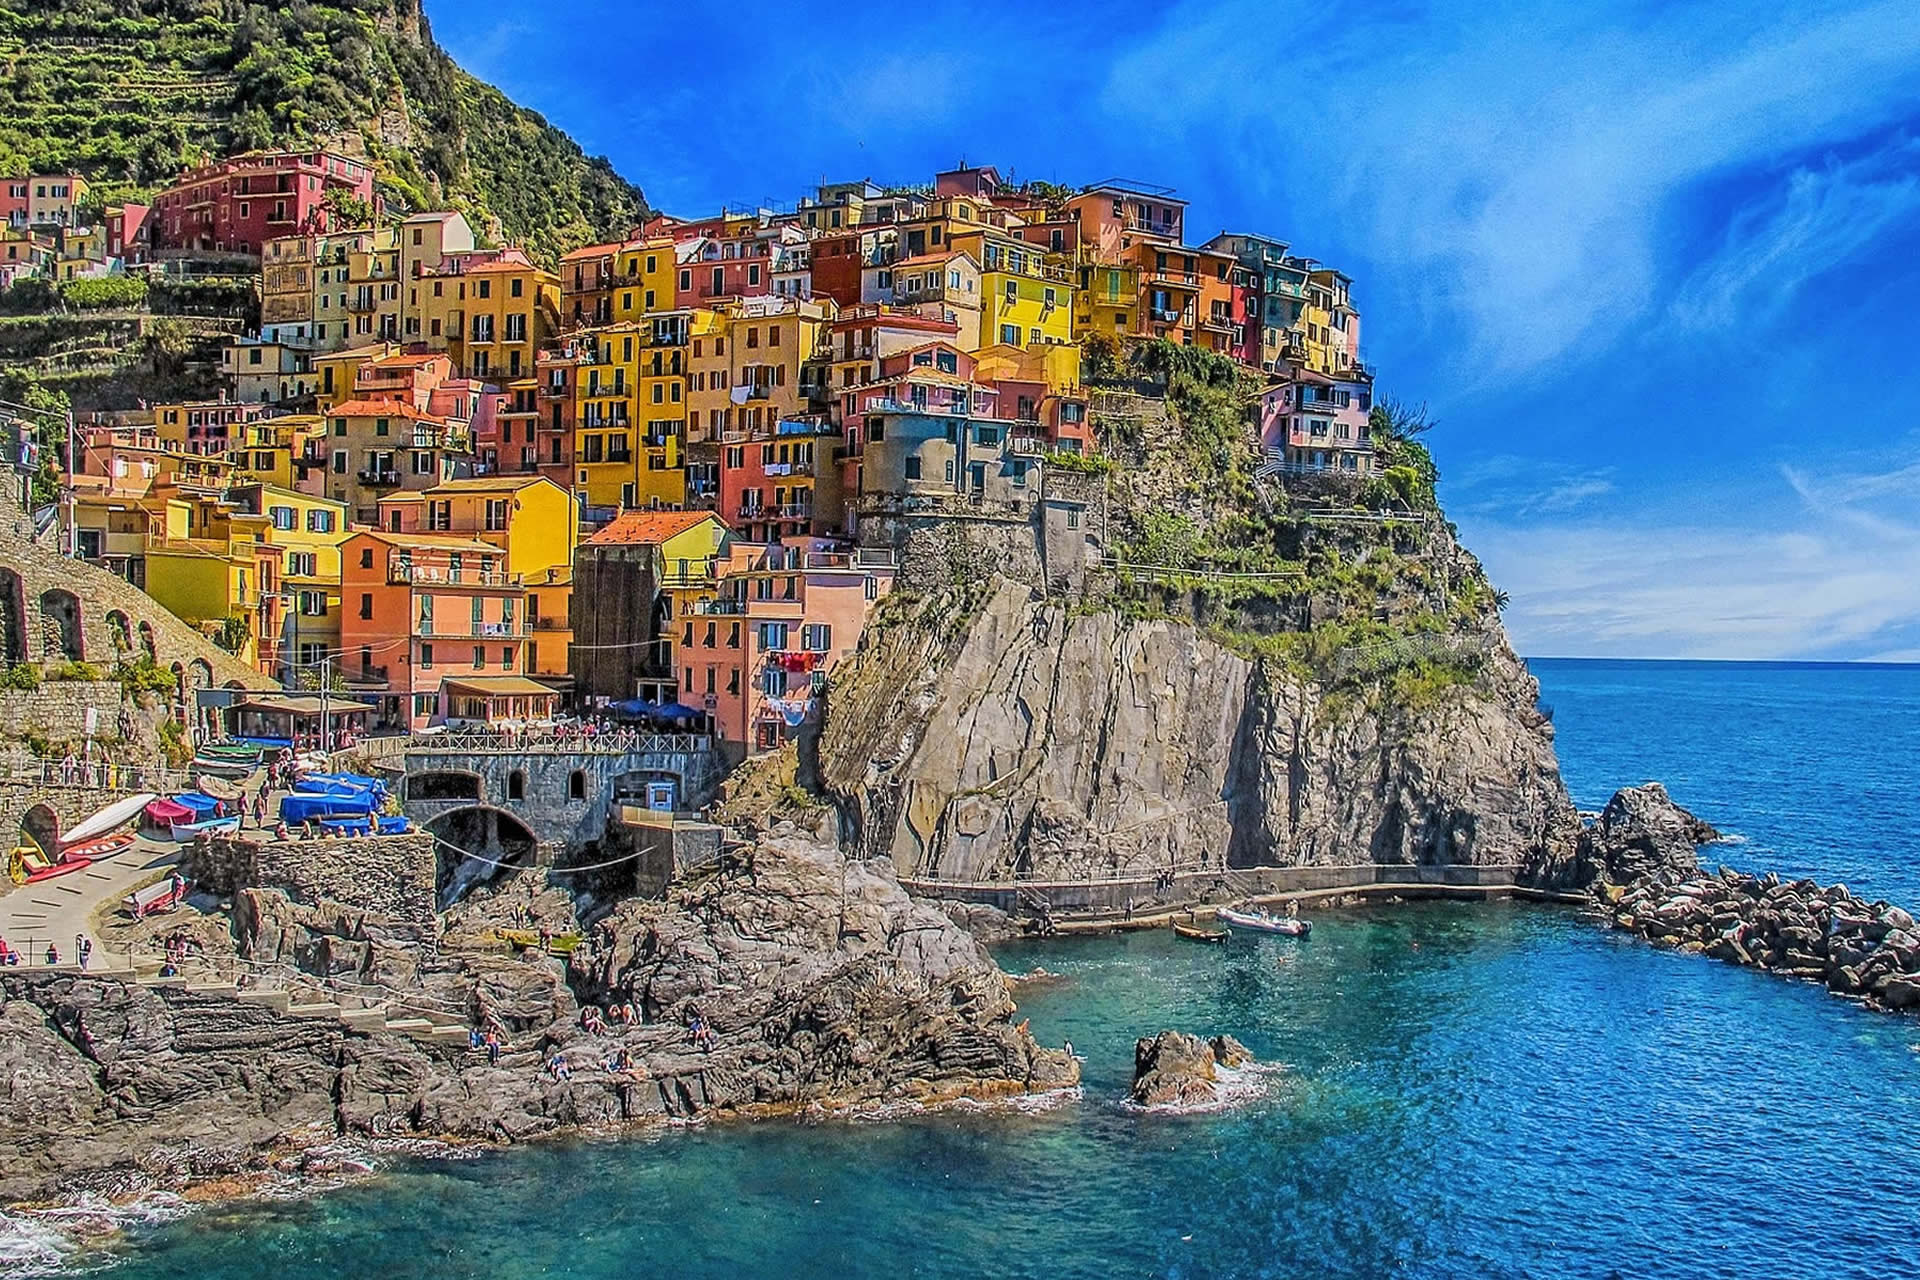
[585,509,727,547]
[325,399,446,422]
[440,675,559,697]
[365,352,446,370]
[561,241,626,262]
[891,250,977,270]
[424,475,552,495]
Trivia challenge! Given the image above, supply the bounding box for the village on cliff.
[2,154,1372,755]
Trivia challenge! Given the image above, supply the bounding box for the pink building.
[1257,370,1375,475]
[151,150,379,259]
[677,538,891,756]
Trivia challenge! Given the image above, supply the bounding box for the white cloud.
[1470,453,1920,659]
[1671,139,1920,332]
[1102,0,1920,376]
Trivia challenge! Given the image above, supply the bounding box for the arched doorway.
[38,589,82,661]
[105,609,132,656]
[426,805,538,906]
[0,568,24,662]
[187,658,213,690]
[506,769,526,801]
[18,803,57,855]
[138,620,157,661]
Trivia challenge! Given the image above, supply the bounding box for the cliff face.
[817,580,1577,882]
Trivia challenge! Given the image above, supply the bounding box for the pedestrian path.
[0,835,181,969]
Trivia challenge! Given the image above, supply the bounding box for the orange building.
[338,529,530,729]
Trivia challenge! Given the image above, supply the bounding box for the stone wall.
[0,779,131,899]
[188,832,437,928]
[0,680,126,745]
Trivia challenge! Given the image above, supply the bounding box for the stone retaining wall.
[189,831,437,927]
[0,680,125,744]
[901,861,1522,915]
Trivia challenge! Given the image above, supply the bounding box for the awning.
[441,676,559,698]
[229,695,375,716]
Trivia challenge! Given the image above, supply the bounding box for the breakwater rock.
[1607,870,1920,1013]
[1520,782,1718,892]
[1128,1030,1256,1108]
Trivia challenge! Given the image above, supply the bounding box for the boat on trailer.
[1218,906,1311,937]
[169,813,242,842]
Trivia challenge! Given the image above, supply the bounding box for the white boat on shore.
[169,814,242,842]
[1218,907,1311,937]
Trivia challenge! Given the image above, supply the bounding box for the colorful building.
[150,150,376,259]
[337,530,531,730]
[573,509,732,707]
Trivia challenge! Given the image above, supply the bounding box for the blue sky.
[428,0,1920,660]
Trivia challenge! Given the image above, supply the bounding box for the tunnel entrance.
[427,805,537,907]
[18,803,57,855]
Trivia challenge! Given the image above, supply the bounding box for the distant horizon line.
[1523,655,1920,667]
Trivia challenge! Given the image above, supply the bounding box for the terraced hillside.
[0,0,648,263]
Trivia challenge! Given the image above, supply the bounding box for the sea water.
[34,660,1920,1279]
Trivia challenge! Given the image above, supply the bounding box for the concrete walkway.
[0,834,181,972]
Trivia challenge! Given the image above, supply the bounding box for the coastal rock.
[0,836,1076,1206]
[1128,1030,1257,1108]
[819,579,1577,882]
[1524,783,1718,891]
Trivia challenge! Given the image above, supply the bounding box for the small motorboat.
[1218,906,1311,937]
[190,743,264,779]
[170,813,242,842]
[1173,921,1229,945]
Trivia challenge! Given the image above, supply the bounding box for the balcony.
[762,458,814,477]
[389,564,525,587]
[532,615,568,631]
[693,598,749,615]
[357,468,401,487]
[772,504,813,520]
[1145,268,1201,289]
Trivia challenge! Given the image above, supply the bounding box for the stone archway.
[18,803,57,855]
[105,609,132,656]
[407,770,483,802]
[0,567,24,663]
[426,805,538,906]
[187,658,213,690]
[37,588,81,662]
[138,620,157,661]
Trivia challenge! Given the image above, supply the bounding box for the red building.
[105,204,153,263]
[808,233,867,308]
[1,179,26,230]
[151,150,379,259]
[717,420,845,543]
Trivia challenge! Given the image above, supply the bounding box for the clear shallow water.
[56,661,1920,1278]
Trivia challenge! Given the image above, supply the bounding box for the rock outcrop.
[1128,1030,1256,1108]
[1522,782,1720,892]
[0,836,1074,1206]
[818,580,1578,882]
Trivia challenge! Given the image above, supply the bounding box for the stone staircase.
[139,972,474,1044]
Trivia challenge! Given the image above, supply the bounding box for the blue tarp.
[172,792,220,816]
[293,774,388,801]
[280,792,379,823]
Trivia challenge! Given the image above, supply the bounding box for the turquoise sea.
[34,660,1920,1278]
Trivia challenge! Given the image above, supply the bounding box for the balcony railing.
[389,564,524,587]
[358,469,401,487]
[532,615,568,631]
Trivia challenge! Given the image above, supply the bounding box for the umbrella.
[651,702,702,723]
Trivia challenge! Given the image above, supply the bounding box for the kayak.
[1218,907,1311,937]
[59,794,155,849]
[1173,922,1229,944]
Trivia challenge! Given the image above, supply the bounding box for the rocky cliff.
[817,555,1577,885]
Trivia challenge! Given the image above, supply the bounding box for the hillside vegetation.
[0,0,648,262]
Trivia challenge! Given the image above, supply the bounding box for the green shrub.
[117,656,176,697]
[44,660,105,682]
[0,663,41,691]
[60,275,148,311]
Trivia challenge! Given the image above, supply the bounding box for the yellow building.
[231,413,327,491]
[421,250,559,382]
[345,226,401,345]
[28,173,88,227]
[235,484,350,679]
[142,496,284,674]
[610,237,678,322]
[571,322,643,509]
[1075,257,1140,340]
[313,341,401,412]
[953,229,1074,350]
[398,211,476,343]
[310,229,376,353]
[633,312,691,508]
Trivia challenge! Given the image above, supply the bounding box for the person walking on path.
[252,789,267,829]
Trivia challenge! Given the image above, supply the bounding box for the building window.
[420,643,434,667]
[568,770,586,800]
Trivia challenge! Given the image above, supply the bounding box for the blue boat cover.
[172,792,221,815]
[280,791,379,822]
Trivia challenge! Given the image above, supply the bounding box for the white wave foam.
[0,1190,191,1277]
[1708,833,1750,846]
